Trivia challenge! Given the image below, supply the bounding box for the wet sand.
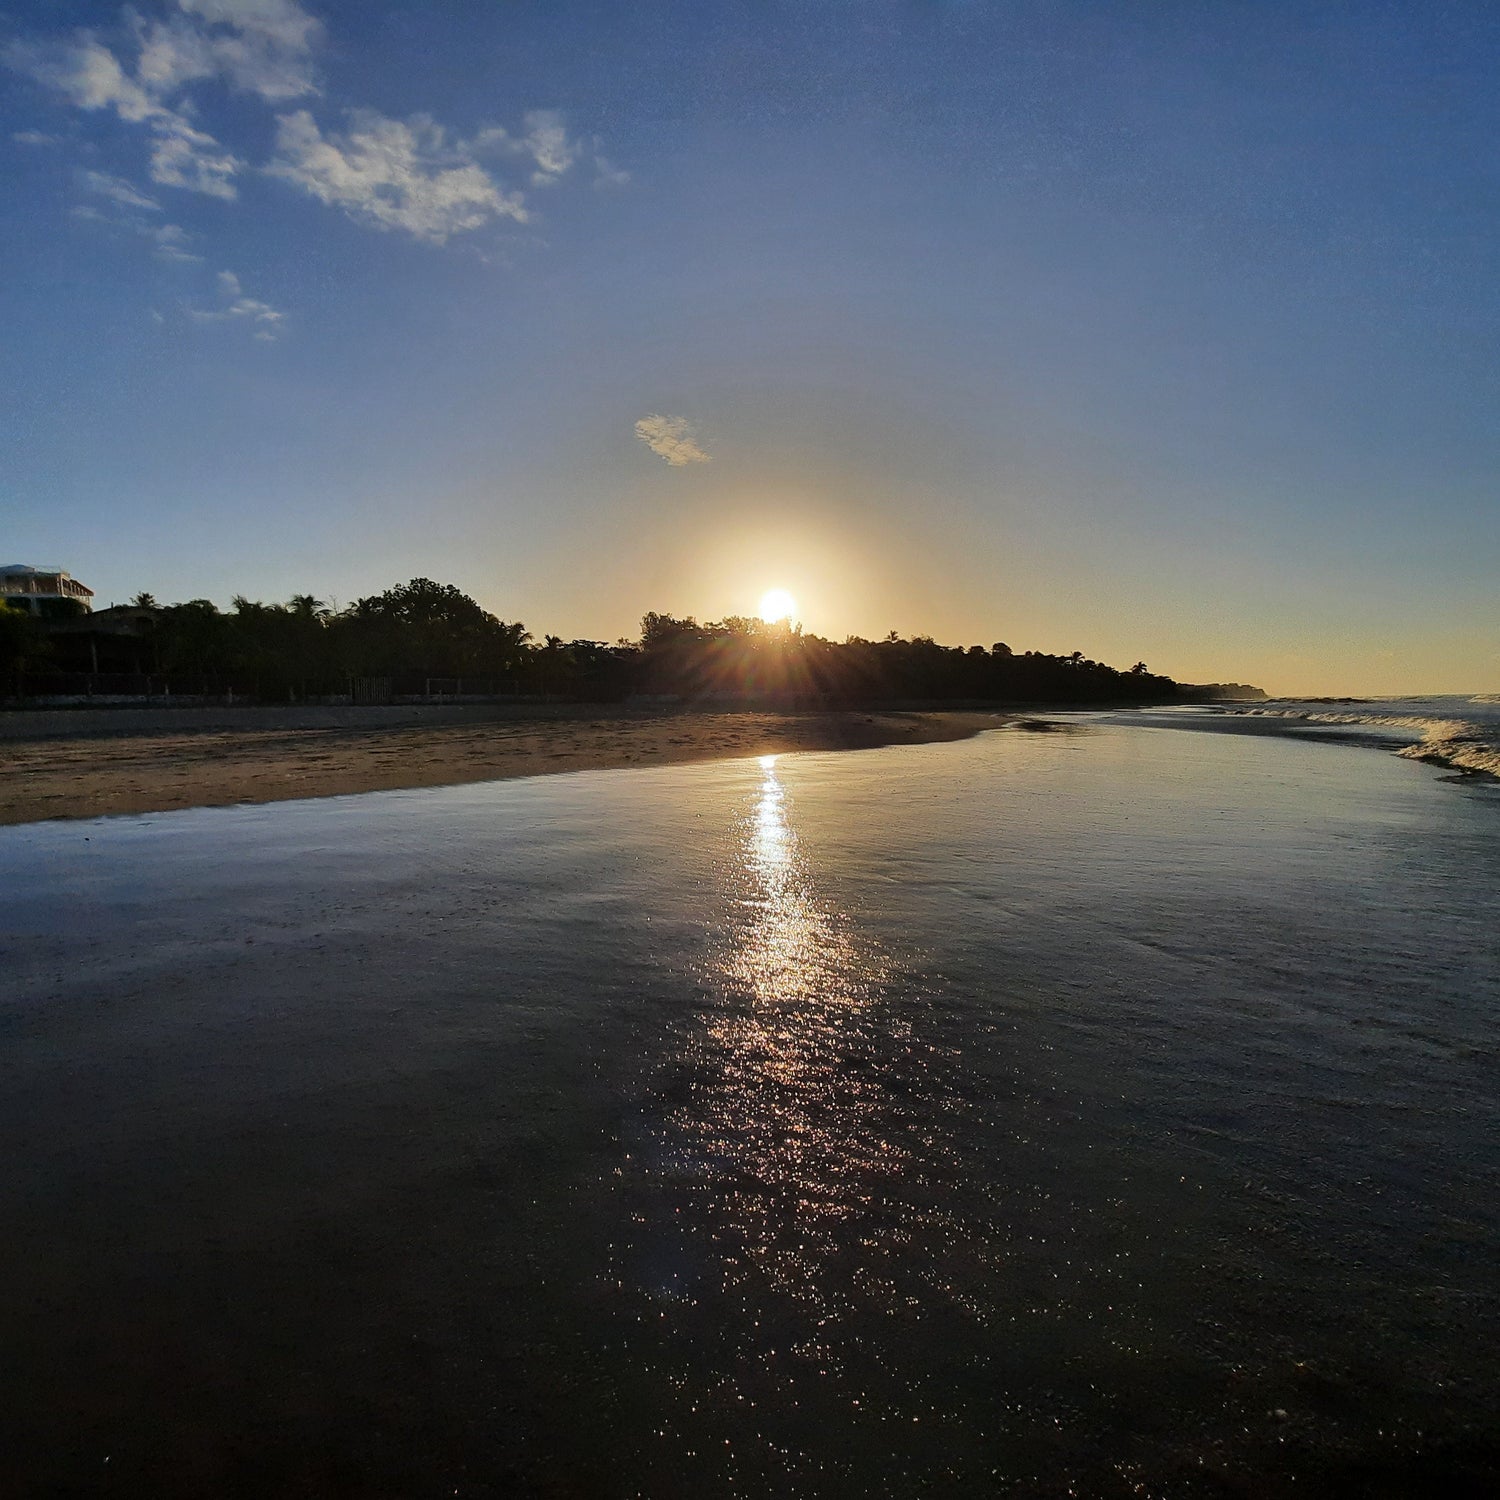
[4,722,1495,1495]
[0,705,1003,825]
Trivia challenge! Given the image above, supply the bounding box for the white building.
[0,564,94,616]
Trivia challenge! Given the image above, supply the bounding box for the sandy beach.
[0,704,1003,825]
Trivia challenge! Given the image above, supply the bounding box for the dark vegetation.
[2,577,1249,705]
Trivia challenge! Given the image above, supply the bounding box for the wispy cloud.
[81,169,161,212]
[12,129,61,146]
[8,32,245,198]
[189,268,284,338]
[10,34,163,123]
[150,222,202,262]
[467,110,605,188]
[268,108,528,243]
[74,168,203,261]
[593,153,631,190]
[7,0,624,272]
[5,1,320,201]
[140,0,321,102]
[635,414,711,467]
[518,109,580,185]
[148,114,240,198]
[267,101,620,241]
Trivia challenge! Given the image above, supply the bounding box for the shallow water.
[2,722,1497,1496]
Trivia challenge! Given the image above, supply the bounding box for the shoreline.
[0,706,1006,827]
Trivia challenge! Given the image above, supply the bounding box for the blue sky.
[4,0,1497,693]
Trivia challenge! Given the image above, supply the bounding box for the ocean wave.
[1242,708,1458,733]
[1238,707,1500,779]
[1397,734,1500,778]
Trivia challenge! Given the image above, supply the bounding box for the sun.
[758,588,797,623]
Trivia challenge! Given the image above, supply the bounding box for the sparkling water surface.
[2,722,1497,1496]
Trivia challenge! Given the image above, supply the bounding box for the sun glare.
[759,588,797,623]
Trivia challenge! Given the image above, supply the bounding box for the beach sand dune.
[0,705,1002,826]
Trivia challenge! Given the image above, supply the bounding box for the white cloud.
[138,1,321,103]
[9,35,162,122]
[12,129,61,146]
[132,16,218,95]
[189,268,285,336]
[8,2,621,252]
[635,414,711,467]
[467,109,596,187]
[5,0,319,199]
[180,0,322,57]
[593,153,631,189]
[521,109,579,181]
[268,108,527,242]
[9,34,244,199]
[151,222,202,262]
[71,173,204,262]
[81,169,161,211]
[149,114,241,198]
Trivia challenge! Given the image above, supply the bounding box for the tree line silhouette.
[4,577,1253,705]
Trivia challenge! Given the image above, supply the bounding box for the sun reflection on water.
[669,755,911,1303]
[723,755,855,1007]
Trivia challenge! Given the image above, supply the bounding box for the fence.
[3,671,252,702]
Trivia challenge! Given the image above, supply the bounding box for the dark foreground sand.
[0,704,1004,825]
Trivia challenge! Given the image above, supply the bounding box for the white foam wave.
[1243,708,1458,734]
[1238,707,1500,779]
[1397,735,1500,778]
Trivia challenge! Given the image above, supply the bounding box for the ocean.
[2,711,1496,1496]
[1139,693,1500,778]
